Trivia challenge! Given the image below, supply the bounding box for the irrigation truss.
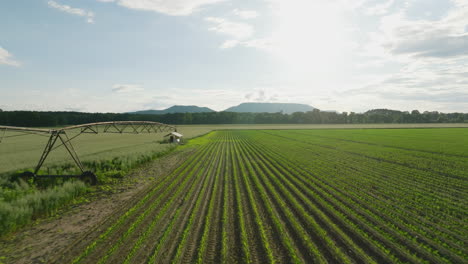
[0,121,177,184]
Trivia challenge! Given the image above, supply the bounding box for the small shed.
[165,131,183,143]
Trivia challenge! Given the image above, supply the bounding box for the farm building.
[165,131,183,143]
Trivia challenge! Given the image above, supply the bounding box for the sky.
[0,0,467,113]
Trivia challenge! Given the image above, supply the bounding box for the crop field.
[0,125,213,175]
[53,128,467,263]
[1,123,466,175]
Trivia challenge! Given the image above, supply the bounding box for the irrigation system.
[0,121,177,185]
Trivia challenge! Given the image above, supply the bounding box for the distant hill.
[224,102,315,114]
[132,105,215,115]
[365,109,404,115]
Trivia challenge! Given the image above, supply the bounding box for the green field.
[0,125,214,175]
[1,123,466,175]
[0,125,216,236]
[51,128,467,263]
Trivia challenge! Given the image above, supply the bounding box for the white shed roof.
[165,132,183,138]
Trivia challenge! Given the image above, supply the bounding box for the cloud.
[365,0,395,16]
[220,40,239,49]
[48,1,95,23]
[345,0,468,112]
[0,46,20,67]
[342,57,468,109]
[392,35,468,58]
[244,89,279,102]
[232,9,259,19]
[383,12,468,59]
[241,37,276,53]
[363,2,468,60]
[112,84,144,93]
[116,0,224,16]
[381,91,468,103]
[205,17,255,49]
[205,17,254,39]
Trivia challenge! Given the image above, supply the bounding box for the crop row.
[55,129,466,263]
[55,133,221,263]
[241,130,466,262]
[254,131,466,223]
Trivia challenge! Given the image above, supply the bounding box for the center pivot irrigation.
[0,121,177,185]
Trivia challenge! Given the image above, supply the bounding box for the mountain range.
[132,105,215,115]
[225,103,315,114]
[132,103,316,115]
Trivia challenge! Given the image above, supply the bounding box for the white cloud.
[232,9,259,19]
[240,38,275,53]
[220,40,239,49]
[231,0,467,113]
[340,54,468,112]
[112,84,144,93]
[244,89,280,102]
[363,1,468,60]
[48,1,95,23]
[337,0,368,10]
[355,1,468,97]
[0,46,20,67]
[365,0,395,16]
[205,17,254,40]
[116,0,224,16]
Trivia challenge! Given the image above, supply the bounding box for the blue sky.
[0,0,467,113]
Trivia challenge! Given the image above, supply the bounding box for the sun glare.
[271,0,346,78]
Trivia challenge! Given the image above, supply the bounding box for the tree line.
[0,109,466,127]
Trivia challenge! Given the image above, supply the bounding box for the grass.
[0,180,87,235]
[0,125,215,237]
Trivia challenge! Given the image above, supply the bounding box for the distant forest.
[0,109,466,127]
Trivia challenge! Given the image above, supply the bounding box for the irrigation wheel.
[19,171,35,183]
[80,171,98,186]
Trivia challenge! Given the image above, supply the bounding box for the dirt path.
[0,148,194,264]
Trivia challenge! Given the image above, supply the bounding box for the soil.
[0,148,194,264]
